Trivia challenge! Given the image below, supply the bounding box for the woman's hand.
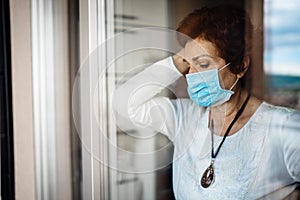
[172,49,189,75]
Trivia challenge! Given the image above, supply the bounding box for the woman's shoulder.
[259,101,300,136]
[170,98,208,133]
[260,101,300,119]
[175,98,207,116]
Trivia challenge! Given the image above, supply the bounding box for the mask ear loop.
[218,63,231,71]
[230,77,239,91]
[218,62,239,91]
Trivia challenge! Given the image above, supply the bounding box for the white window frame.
[79,0,117,199]
[31,0,72,199]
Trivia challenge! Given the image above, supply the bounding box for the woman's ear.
[237,56,250,78]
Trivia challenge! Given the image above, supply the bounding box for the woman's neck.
[209,88,249,136]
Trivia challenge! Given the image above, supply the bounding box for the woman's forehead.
[184,38,219,59]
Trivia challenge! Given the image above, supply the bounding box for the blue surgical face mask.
[186,63,239,107]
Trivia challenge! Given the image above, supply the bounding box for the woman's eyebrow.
[191,54,213,61]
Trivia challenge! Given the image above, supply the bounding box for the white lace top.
[113,56,300,199]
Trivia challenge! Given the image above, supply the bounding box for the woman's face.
[184,38,238,91]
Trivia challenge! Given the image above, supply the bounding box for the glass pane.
[264,0,300,108]
[114,1,173,199]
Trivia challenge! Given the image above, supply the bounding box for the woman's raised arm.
[113,56,185,140]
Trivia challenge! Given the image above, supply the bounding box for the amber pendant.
[200,160,215,188]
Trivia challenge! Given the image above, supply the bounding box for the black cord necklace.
[200,93,251,188]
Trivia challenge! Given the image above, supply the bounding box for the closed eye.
[199,63,209,68]
[194,61,210,68]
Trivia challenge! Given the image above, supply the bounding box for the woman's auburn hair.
[176,4,253,75]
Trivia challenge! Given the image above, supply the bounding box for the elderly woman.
[114,5,300,199]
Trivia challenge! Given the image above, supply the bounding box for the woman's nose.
[188,65,197,74]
